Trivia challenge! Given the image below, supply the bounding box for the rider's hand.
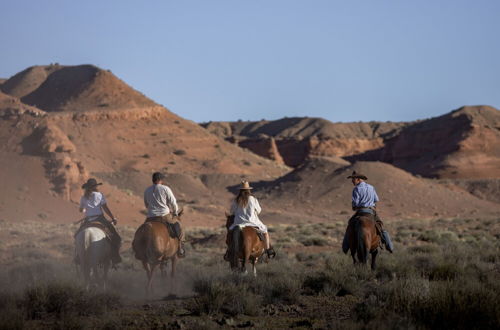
[111,218,118,225]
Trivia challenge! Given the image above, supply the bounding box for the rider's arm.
[79,197,85,213]
[352,187,361,210]
[253,197,262,215]
[101,204,117,223]
[165,186,179,216]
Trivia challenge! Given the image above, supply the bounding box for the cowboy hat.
[81,178,102,189]
[346,171,367,180]
[239,180,253,190]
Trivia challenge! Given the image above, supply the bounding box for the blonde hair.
[236,189,252,208]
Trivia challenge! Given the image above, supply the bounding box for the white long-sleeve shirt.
[144,184,179,217]
[229,196,267,233]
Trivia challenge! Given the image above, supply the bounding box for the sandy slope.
[1,64,498,228]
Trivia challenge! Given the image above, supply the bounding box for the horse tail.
[231,226,241,269]
[356,219,368,264]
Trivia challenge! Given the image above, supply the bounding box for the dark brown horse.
[132,210,183,296]
[226,215,266,276]
[349,214,380,270]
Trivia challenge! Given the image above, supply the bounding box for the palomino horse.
[226,215,266,276]
[348,214,380,270]
[132,210,183,296]
[75,226,112,290]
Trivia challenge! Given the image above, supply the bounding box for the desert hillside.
[0,65,289,226]
[203,106,500,181]
[254,158,500,224]
[361,106,500,179]
[1,64,157,112]
[1,64,499,227]
[203,118,408,167]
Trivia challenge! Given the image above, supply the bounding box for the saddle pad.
[74,221,110,239]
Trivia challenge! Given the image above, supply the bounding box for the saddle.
[229,225,265,241]
[74,220,111,240]
[145,217,178,239]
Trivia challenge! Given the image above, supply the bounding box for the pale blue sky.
[1,1,499,123]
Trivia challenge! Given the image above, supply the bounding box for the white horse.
[75,227,112,290]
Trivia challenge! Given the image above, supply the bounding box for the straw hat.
[239,180,253,190]
[346,171,368,180]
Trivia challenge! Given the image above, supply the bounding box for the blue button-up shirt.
[352,181,379,208]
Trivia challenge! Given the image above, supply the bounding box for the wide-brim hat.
[81,178,102,189]
[239,180,253,190]
[347,171,367,180]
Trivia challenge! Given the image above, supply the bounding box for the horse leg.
[83,262,91,291]
[142,261,153,297]
[148,264,158,297]
[251,257,257,277]
[241,240,252,275]
[102,262,110,291]
[167,256,177,295]
[160,261,167,278]
[370,249,378,270]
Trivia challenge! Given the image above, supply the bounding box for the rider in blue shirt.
[342,171,393,253]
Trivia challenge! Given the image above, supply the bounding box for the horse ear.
[178,208,184,216]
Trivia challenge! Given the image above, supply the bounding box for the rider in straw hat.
[342,171,394,253]
[77,178,122,265]
[225,181,276,259]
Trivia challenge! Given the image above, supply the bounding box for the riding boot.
[170,221,186,258]
[177,241,186,258]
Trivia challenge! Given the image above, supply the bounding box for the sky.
[1,0,499,123]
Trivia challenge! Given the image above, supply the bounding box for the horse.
[348,214,380,270]
[75,226,112,290]
[226,214,266,276]
[132,210,183,296]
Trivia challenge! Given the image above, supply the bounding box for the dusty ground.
[0,216,499,329]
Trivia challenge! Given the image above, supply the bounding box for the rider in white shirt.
[78,178,122,265]
[225,181,276,260]
[144,172,185,257]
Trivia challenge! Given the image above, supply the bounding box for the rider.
[143,172,185,258]
[225,181,276,259]
[342,171,394,253]
[78,178,122,265]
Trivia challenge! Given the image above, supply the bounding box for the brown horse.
[132,210,183,296]
[349,214,380,270]
[226,215,266,276]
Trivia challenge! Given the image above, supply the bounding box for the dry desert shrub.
[22,283,121,319]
